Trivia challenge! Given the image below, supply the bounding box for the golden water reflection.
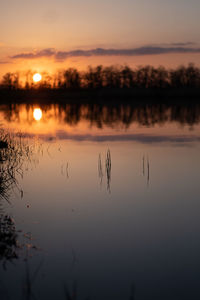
[33,108,43,121]
[0,103,200,143]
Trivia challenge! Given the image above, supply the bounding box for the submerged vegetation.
[1,64,200,102]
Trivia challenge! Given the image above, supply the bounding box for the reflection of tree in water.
[2,103,200,129]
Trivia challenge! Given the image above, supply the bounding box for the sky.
[0,0,200,78]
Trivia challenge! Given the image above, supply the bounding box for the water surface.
[0,103,200,300]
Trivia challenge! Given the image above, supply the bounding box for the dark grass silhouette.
[0,215,18,268]
[22,259,44,300]
[0,133,20,268]
[105,149,111,193]
[0,129,38,269]
[0,130,35,202]
[98,150,111,192]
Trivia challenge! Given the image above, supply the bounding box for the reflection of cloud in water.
[18,131,200,145]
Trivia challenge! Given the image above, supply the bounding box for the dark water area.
[0,102,200,300]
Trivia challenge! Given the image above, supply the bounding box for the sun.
[33,73,42,83]
[33,108,42,121]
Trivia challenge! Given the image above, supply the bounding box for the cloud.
[11,48,55,59]
[10,45,200,61]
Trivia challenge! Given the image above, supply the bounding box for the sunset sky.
[0,0,200,78]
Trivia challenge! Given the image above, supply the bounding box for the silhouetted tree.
[185,63,200,88]
[63,68,81,89]
[84,66,104,88]
[1,73,13,89]
[121,66,134,88]
[103,66,121,88]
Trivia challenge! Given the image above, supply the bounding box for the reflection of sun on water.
[33,73,42,83]
[33,108,42,121]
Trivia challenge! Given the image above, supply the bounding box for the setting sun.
[33,108,42,121]
[33,73,42,83]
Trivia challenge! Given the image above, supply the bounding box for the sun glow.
[33,73,42,83]
[33,108,42,121]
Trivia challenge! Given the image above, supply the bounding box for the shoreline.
[0,87,200,104]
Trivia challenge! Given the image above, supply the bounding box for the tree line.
[1,64,200,90]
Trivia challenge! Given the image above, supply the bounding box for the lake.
[0,102,200,300]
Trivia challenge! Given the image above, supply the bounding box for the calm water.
[0,103,200,300]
